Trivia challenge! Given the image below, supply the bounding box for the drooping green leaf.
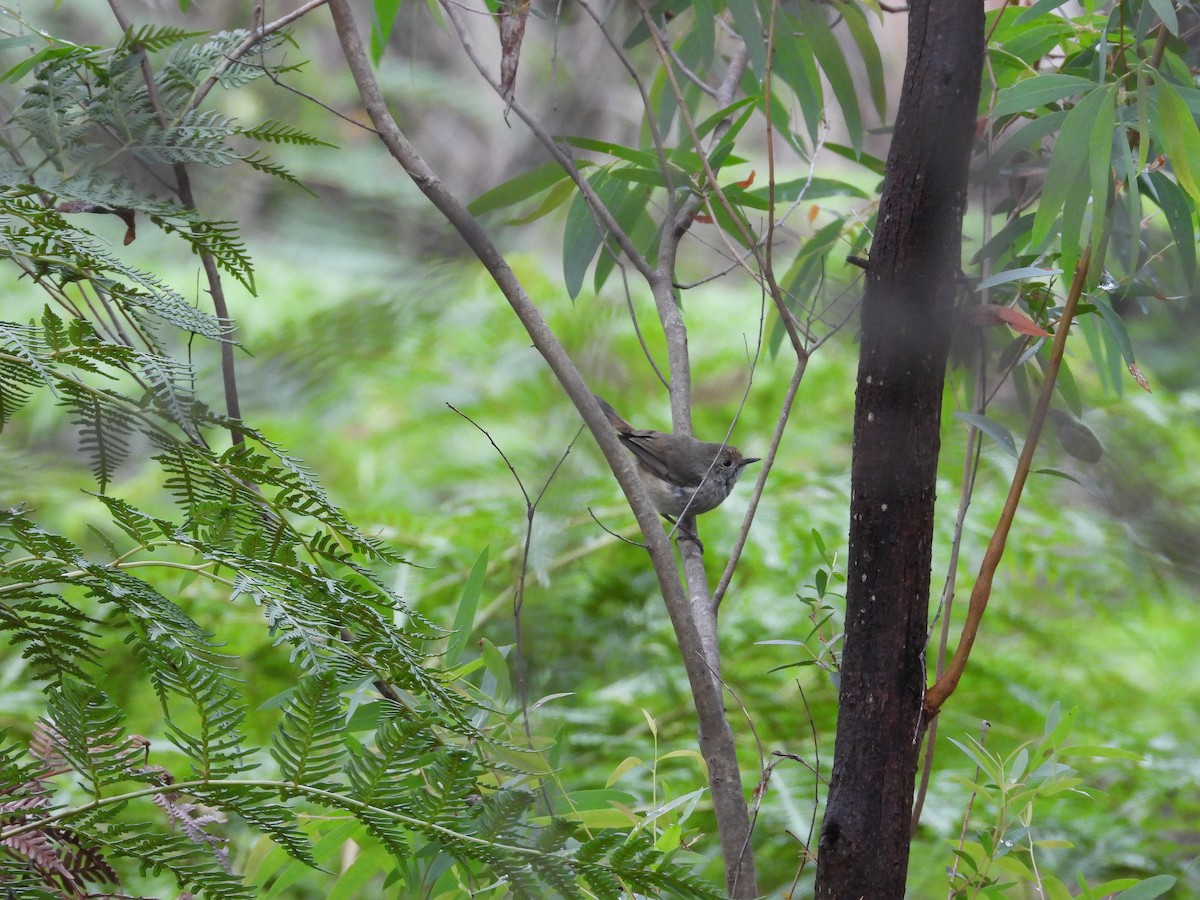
[447,546,488,666]
[506,176,578,225]
[1143,169,1197,287]
[562,170,630,299]
[1154,78,1200,205]
[772,30,823,146]
[1086,84,1117,252]
[369,0,406,65]
[1089,294,1135,366]
[825,142,885,175]
[983,109,1066,183]
[1145,0,1178,35]
[1030,83,1113,268]
[841,2,886,119]
[725,0,765,85]
[791,1,863,153]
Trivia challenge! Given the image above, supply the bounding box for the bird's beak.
[742,457,762,467]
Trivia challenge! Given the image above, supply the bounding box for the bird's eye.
[722,458,733,467]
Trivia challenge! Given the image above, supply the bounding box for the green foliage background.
[1,2,1199,898]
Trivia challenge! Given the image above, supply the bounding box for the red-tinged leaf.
[694,212,714,223]
[807,205,820,224]
[734,170,756,189]
[966,304,1051,337]
[1129,362,1151,393]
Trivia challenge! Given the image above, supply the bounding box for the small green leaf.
[479,638,511,702]
[1146,0,1179,34]
[1086,84,1117,254]
[811,528,827,556]
[1058,745,1143,761]
[1115,875,1178,900]
[1040,875,1074,900]
[562,136,661,169]
[369,0,405,65]
[993,74,1096,118]
[955,412,1019,459]
[825,142,886,176]
[1090,295,1135,366]
[447,546,488,666]
[506,176,578,225]
[1012,0,1072,25]
[0,44,87,85]
[976,265,1062,290]
[654,823,683,852]
[694,96,757,142]
[1052,356,1083,417]
[468,162,574,216]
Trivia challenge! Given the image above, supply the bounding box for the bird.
[594,395,760,519]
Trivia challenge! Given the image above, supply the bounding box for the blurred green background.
[2,2,1199,896]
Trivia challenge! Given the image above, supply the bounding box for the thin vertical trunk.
[814,2,984,897]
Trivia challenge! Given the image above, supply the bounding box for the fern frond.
[98,825,255,900]
[346,714,441,808]
[159,30,262,95]
[129,640,248,779]
[41,678,143,795]
[198,783,316,867]
[133,111,239,168]
[237,426,407,565]
[411,747,477,825]
[91,493,173,547]
[0,590,98,680]
[270,671,347,787]
[117,24,205,54]
[0,506,90,567]
[0,197,228,342]
[151,215,255,293]
[239,151,309,190]
[0,359,41,429]
[59,385,135,493]
[575,829,623,865]
[532,816,577,855]
[470,788,536,842]
[0,320,57,392]
[238,119,335,147]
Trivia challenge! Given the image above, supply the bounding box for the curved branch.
[924,245,1092,715]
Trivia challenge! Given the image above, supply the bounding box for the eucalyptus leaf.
[955,412,1019,459]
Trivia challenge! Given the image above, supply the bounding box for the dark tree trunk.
[814,2,984,897]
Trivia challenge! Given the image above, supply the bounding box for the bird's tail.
[593,394,634,433]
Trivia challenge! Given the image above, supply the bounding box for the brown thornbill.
[595,395,760,518]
